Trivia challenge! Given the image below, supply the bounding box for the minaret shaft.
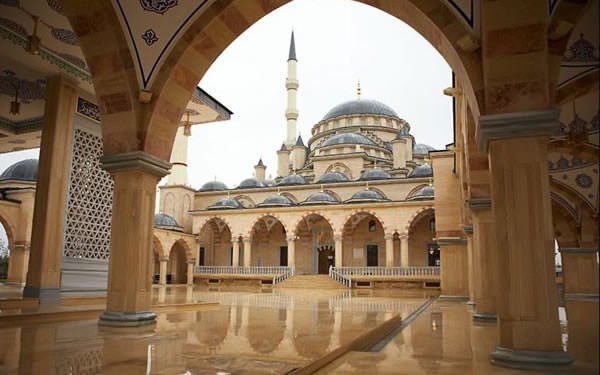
[168,126,189,185]
[285,32,298,148]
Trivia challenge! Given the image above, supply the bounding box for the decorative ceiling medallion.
[0,17,27,36]
[141,29,158,46]
[51,27,80,46]
[564,34,597,62]
[139,0,178,14]
[46,0,64,14]
[575,174,593,189]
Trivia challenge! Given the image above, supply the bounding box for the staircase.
[274,274,348,289]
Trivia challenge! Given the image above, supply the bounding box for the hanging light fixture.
[27,15,41,55]
[183,110,192,136]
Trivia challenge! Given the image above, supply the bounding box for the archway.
[168,240,189,284]
[407,209,437,267]
[151,235,163,283]
[0,217,12,281]
[197,217,233,267]
[342,212,386,267]
[249,215,287,267]
[294,213,335,274]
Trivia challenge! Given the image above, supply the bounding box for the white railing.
[332,266,440,278]
[194,266,293,276]
[329,267,352,288]
[273,267,295,285]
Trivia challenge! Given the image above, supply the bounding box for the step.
[275,274,347,289]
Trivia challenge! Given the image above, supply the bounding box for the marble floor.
[0,285,597,374]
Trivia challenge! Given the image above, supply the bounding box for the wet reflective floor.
[0,285,597,374]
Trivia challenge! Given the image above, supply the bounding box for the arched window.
[368,220,376,232]
[429,218,436,233]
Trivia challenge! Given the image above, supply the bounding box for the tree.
[0,238,8,280]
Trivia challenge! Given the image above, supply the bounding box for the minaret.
[285,31,298,148]
[254,158,266,181]
[167,122,190,185]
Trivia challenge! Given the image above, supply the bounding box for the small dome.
[237,177,265,189]
[208,197,243,210]
[346,189,387,203]
[359,168,391,181]
[300,191,340,205]
[257,194,295,207]
[154,213,180,228]
[278,174,307,186]
[317,172,349,184]
[408,164,433,178]
[413,143,435,155]
[408,185,434,200]
[198,180,228,192]
[0,159,38,182]
[322,99,400,121]
[321,133,376,147]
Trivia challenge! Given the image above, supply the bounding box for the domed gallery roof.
[198,180,228,192]
[237,177,266,189]
[407,185,434,201]
[322,99,400,121]
[0,159,38,182]
[300,191,340,205]
[154,213,181,229]
[345,189,388,203]
[316,171,350,184]
[321,132,376,147]
[207,197,243,210]
[257,194,295,207]
[277,174,307,186]
[413,143,435,155]
[359,168,391,181]
[408,164,433,178]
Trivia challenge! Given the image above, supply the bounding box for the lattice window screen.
[63,128,113,259]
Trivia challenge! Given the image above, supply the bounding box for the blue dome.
[300,191,340,205]
[208,197,243,210]
[408,185,434,200]
[237,177,265,189]
[359,168,391,181]
[413,143,435,155]
[154,213,180,228]
[321,133,376,147]
[257,194,295,207]
[346,189,387,203]
[322,99,400,121]
[198,180,228,192]
[316,172,349,184]
[0,159,38,182]
[408,164,433,178]
[277,174,307,186]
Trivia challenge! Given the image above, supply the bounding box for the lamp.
[27,16,41,55]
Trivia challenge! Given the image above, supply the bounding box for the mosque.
[0,1,597,373]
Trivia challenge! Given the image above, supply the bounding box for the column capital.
[333,234,343,242]
[158,256,169,262]
[186,259,196,264]
[477,109,559,152]
[242,236,251,243]
[286,235,297,242]
[463,225,474,234]
[101,151,172,177]
[468,198,491,210]
[384,234,395,240]
[398,233,409,240]
[231,238,240,245]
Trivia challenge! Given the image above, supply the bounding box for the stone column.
[23,76,77,303]
[243,237,252,267]
[231,238,240,267]
[400,235,409,267]
[98,152,170,327]
[334,234,343,268]
[479,110,570,368]
[6,244,29,285]
[470,199,497,321]
[287,236,296,268]
[186,260,195,285]
[158,256,168,285]
[384,234,394,267]
[464,226,475,305]
[438,239,469,300]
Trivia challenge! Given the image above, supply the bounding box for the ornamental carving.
[139,0,178,14]
[76,97,101,122]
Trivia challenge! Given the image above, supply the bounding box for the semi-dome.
[300,191,340,205]
[359,168,391,181]
[0,159,38,182]
[237,177,266,189]
[198,180,228,192]
[321,132,376,148]
[407,185,434,200]
[154,213,180,228]
[345,189,387,203]
[208,197,243,210]
[408,164,433,178]
[322,99,400,121]
[413,143,435,155]
[257,194,295,207]
[277,174,306,186]
[316,171,349,184]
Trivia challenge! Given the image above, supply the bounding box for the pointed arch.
[234,194,256,208]
[405,207,435,233]
[152,234,165,258]
[246,213,289,239]
[291,211,337,236]
[196,215,233,235]
[341,209,387,234]
[406,184,430,199]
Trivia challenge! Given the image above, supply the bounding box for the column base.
[22,286,60,304]
[466,300,476,305]
[490,346,572,370]
[438,295,469,302]
[98,311,157,327]
[473,312,497,321]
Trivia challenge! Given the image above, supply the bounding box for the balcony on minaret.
[286,78,299,90]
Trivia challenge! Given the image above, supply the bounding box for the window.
[368,220,376,232]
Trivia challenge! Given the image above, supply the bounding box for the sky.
[0,0,454,245]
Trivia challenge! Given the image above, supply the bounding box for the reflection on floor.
[0,285,597,374]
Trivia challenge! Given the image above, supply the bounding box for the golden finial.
[366,182,370,190]
[357,81,361,100]
[320,184,324,192]
[428,177,433,187]
[227,191,231,198]
[277,187,281,194]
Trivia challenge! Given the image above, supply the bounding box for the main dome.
[322,99,400,121]
[0,159,38,182]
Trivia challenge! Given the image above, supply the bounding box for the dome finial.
[356,81,361,100]
[320,184,324,192]
[366,181,370,190]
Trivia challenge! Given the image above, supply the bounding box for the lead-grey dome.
[237,177,265,189]
[277,174,306,186]
[300,191,340,205]
[359,168,391,181]
[346,189,387,203]
[322,99,400,121]
[408,185,434,200]
[257,194,295,207]
[413,143,435,155]
[208,197,243,210]
[198,180,228,192]
[0,159,38,182]
[154,213,180,228]
[321,132,376,147]
[317,171,350,184]
[408,164,433,178]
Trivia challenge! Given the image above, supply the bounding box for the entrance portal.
[318,246,335,274]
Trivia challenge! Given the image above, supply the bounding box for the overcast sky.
[0,0,453,245]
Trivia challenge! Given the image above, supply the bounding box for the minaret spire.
[285,31,299,148]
